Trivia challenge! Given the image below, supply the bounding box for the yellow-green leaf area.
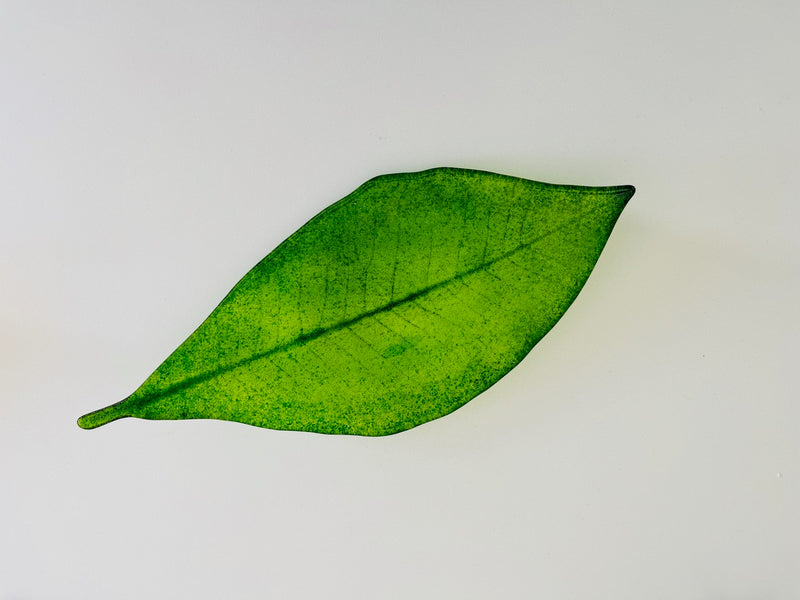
[78,167,633,435]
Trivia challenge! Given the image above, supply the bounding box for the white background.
[2,1,798,598]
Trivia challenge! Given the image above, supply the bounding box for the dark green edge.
[78,167,634,434]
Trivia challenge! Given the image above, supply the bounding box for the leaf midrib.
[127,204,602,409]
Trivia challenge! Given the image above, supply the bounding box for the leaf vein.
[126,212,588,409]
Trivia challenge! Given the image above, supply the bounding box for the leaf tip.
[617,185,635,204]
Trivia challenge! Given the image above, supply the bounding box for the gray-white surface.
[2,2,798,598]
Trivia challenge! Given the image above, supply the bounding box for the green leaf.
[78,168,633,436]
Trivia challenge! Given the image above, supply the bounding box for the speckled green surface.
[78,168,633,436]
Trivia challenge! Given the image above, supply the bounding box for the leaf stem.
[77,399,131,429]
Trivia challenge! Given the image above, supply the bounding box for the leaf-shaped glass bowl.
[79,168,633,435]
